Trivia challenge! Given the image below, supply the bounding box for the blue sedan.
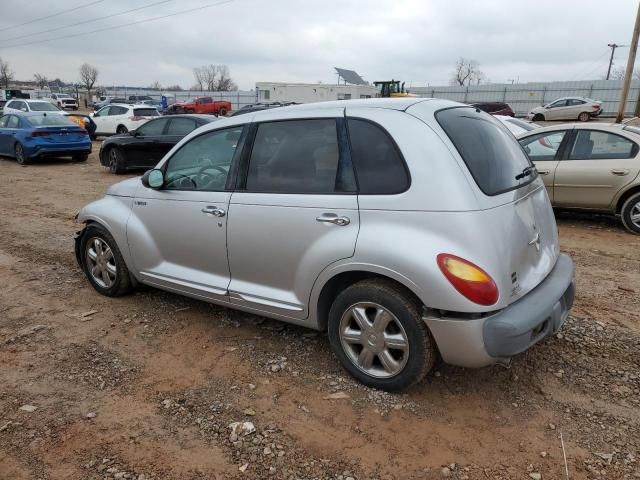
[0,112,92,165]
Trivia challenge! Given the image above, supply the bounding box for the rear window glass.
[25,115,76,127]
[29,102,59,112]
[347,118,409,194]
[133,108,159,117]
[436,107,534,196]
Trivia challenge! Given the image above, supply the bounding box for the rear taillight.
[437,254,498,306]
[592,104,600,109]
[129,116,145,121]
[30,131,50,137]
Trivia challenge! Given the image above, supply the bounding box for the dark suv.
[470,102,515,117]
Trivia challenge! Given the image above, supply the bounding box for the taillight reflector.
[437,254,498,306]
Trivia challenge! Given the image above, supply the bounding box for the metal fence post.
[588,84,593,99]
[464,86,469,103]
[503,87,507,102]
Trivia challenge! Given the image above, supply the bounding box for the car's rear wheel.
[14,142,27,165]
[621,192,640,234]
[116,125,128,134]
[80,223,133,297]
[218,108,228,116]
[73,153,89,162]
[108,147,126,174]
[327,279,436,391]
[532,113,545,122]
[578,112,590,122]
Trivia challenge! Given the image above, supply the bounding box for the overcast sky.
[0,0,637,90]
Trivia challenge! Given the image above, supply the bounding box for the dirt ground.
[0,144,639,480]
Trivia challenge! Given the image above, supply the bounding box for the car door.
[519,129,570,202]
[554,129,640,209]
[0,115,10,154]
[108,106,129,133]
[226,111,359,319]
[127,125,245,300]
[544,99,569,120]
[92,106,112,134]
[566,98,586,119]
[126,117,170,167]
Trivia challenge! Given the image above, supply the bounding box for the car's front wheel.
[80,224,133,296]
[532,113,545,122]
[621,192,640,234]
[328,279,436,391]
[578,112,590,122]
[116,125,128,134]
[107,147,126,174]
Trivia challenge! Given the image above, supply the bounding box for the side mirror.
[141,169,164,189]
[130,130,139,137]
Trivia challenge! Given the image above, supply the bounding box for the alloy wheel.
[338,302,409,378]
[630,200,640,230]
[15,144,25,165]
[85,237,117,288]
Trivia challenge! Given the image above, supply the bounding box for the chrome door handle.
[201,206,226,217]
[537,169,550,175]
[316,214,350,226]
[611,169,630,176]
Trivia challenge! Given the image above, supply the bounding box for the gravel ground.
[0,145,639,479]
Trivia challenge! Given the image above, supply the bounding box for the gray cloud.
[0,0,636,90]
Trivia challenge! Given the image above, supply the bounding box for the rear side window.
[519,131,567,161]
[246,119,355,194]
[133,108,159,117]
[167,117,197,135]
[569,130,637,160]
[437,107,533,196]
[347,118,409,194]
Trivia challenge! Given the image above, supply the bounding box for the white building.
[255,82,379,104]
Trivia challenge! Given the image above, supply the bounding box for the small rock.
[441,466,451,477]
[540,451,548,458]
[548,423,556,430]
[270,364,281,373]
[248,384,256,390]
[243,408,256,416]
[263,446,272,455]
[19,405,37,412]
[86,412,96,419]
[269,466,276,474]
[238,463,249,472]
[529,473,541,480]
[300,405,309,413]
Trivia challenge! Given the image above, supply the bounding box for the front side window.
[167,117,197,135]
[95,107,110,117]
[569,130,637,160]
[111,106,128,115]
[437,107,534,195]
[164,127,243,191]
[548,100,567,108]
[137,118,168,136]
[519,131,567,161]
[245,119,354,194]
[347,118,409,194]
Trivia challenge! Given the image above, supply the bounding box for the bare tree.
[450,57,484,86]
[166,84,183,91]
[34,73,49,89]
[0,57,14,88]
[215,65,238,91]
[193,66,206,90]
[149,81,162,90]
[79,63,99,98]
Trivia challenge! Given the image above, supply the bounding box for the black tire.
[218,108,228,116]
[14,142,28,165]
[107,147,126,174]
[621,192,640,234]
[578,111,590,122]
[327,279,436,391]
[116,125,128,134]
[80,223,133,297]
[73,153,89,162]
[532,113,545,122]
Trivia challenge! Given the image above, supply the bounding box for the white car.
[49,93,79,110]
[494,115,541,136]
[3,98,63,114]
[91,103,159,136]
[527,97,602,122]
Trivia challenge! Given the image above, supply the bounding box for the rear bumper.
[27,143,91,159]
[424,253,575,368]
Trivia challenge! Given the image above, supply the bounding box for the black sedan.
[99,114,215,174]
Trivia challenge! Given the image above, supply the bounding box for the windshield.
[29,102,60,112]
[436,107,535,196]
[25,115,76,127]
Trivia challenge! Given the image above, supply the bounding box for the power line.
[0,0,105,33]
[0,0,234,49]
[0,0,173,43]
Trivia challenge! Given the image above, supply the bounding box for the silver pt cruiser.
[75,98,575,391]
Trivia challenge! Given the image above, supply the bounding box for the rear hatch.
[34,126,87,143]
[436,107,559,305]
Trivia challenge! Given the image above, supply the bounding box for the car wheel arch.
[615,184,640,213]
[314,269,424,332]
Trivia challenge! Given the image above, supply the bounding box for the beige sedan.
[518,123,640,233]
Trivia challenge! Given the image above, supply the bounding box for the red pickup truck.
[172,96,232,116]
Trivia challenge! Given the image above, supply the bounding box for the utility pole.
[616,1,640,123]
[607,43,622,80]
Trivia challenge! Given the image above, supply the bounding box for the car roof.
[517,122,635,137]
[109,103,158,108]
[153,114,214,121]
[9,98,55,103]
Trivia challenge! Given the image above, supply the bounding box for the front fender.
[76,195,135,271]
